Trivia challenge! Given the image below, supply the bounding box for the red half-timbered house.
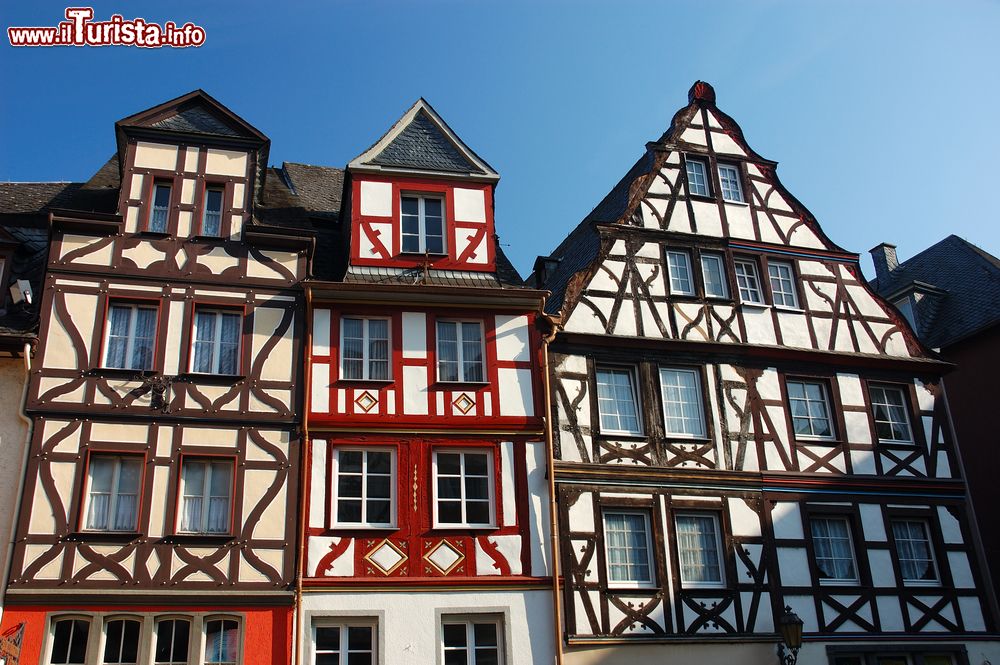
[301,99,555,665]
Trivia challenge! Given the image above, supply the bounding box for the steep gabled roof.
[349,99,498,181]
[115,89,268,142]
[870,235,1000,349]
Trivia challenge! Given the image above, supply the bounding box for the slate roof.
[869,234,1000,349]
[368,110,484,174]
[150,106,243,137]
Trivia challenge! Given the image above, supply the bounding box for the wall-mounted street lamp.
[777,605,804,665]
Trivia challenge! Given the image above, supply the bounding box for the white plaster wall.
[0,358,27,618]
[300,589,553,665]
[565,641,777,665]
[360,181,393,217]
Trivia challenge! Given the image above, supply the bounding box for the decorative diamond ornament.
[424,539,465,575]
[364,539,407,575]
[452,393,475,415]
[354,390,378,413]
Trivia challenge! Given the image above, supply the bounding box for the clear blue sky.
[2,0,998,278]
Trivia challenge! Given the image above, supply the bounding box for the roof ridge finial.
[688,80,716,105]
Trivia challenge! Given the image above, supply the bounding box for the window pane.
[685,160,708,197]
[155,619,190,665]
[660,368,705,437]
[604,512,652,583]
[595,369,640,434]
[718,164,743,202]
[150,184,171,233]
[315,626,339,652]
[204,620,238,665]
[767,262,798,308]
[734,261,763,303]
[473,623,497,647]
[442,624,466,648]
[203,188,224,236]
[787,380,833,438]
[701,255,728,298]
[51,619,89,665]
[870,386,913,443]
[676,514,723,584]
[892,520,937,581]
[811,517,857,581]
[667,251,693,295]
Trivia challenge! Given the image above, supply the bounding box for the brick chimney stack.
[870,243,899,281]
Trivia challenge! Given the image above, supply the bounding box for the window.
[733,259,764,304]
[436,321,484,383]
[891,520,938,583]
[666,250,694,295]
[675,513,725,586]
[104,303,157,371]
[191,308,241,375]
[154,619,190,665]
[603,511,654,586]
[203,619,239,665]
[201,186,224,237]
[401,195,445,254]
[441,617,503,665]
[50,618,89,665]
[870,385,914,443]
[685,158,709,197]
[810,517,859,583]
[333,448,395,527]
[894,296,919,331]
[314,624,375,665]
[718,164,744,202]
[84,455,142,532]
[659,368,706,438]
[434,450,493,527]
[178,459,232,534]
[148,182,172,233]
[595,368,642,435]
[340,317,390,381]
[700,254,728,298]
[787,380,834,439]
[767,261,799,308]
[103,619,140,665]
[831,653,958,665]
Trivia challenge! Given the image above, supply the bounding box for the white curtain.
[105,306,131,369]
[193,312,217,373]
[437,322,459,381]
[676,515,721,583]
[367,319,389,380]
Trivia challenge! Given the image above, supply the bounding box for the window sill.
[136,230,171,239]
[330,524,398,532]
[878,440,917,447]
[175,372,245,385]
[679,582,728,590]
[773,305,805,313]
[66,531,142,542]
[596,432,647,441]
[607,583,659,592]
[902,580,940,587]
[662,434,711,443]
[687,194,716,204]
[434,381,490,388]
[818,579,861,586]
[722,199,748,207]
[793,436,840,446]
[90,367,160,379]
[739,302,770,310]
[165,533,235,543]
[398,251,449,258]
[336,378,395,386]
[188,234,226,242]
[431,524,497,532]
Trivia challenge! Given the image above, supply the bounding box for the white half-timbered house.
[533,81,1000,665]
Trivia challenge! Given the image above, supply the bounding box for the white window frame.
[685,158,710,197]
[659,367,707,438]
[47,615,93,665]
[176,458,234,535]
[734,259,764,304]
[202,616,241,665]
[339,316,392,381]
[148,182,172,233]
[311,620,377,665]
[103,302,158,371]
[331,447,397,529]
[666,250,695,295]
[189,308,242,375]
[440,615,505,665]
[432,448,495,528]
[602,510,656,589]
[891,519,940,585]
[717,163,744,202]
[400,193,446,255]
[700,253,729,299]
[101,616,144,665]
[435,319,486,383]
[786,379,836,441]
[810,516,860,585]
[200,185,225,237]
[869,384,914,444]
[674,512,726,588]
[594,366,643,436]
[152,616,192,665]
[767,260,800,309]
[83,454,142,533]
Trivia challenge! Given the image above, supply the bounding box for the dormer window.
[201,185,225,237]
[148,182,172,233]
[401,195,445,254]
[685,159,709,197]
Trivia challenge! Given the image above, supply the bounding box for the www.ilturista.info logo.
[8,7,205,47]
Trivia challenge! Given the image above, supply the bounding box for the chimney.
[869,243,899,281]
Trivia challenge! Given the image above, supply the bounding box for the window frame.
[889,518,941,586]
[188,305,244,376]
[602,509,657,589]
[809,515,861,585]
[439,615,505,665]
[102,299,160,372]
[785,378,837,441]
[202,615,241,665]
[868,383,916,445]
[47,615,93,665]
[699,252,729,299]
[400,192,447,255]
[666,250,695,296]
[100,615,143,665]
[152,616,192,665]
[435,319,486,384]
[80,452,145,534]
[594,365,644,436]
[684,157,710,198]
[674,511,726,588]
[311,620,378,665]
[146,180,173,234]
[175,455,236,536]
[331,446,397,529]
[338,316,393,382]
[733,258,765,305]
[658,366,708,439]
[767,260,800,309]
[717,163,745,203]
[431,447,496,529]
[198,182,227,238]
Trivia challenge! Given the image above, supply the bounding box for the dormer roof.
[349,99,498,182]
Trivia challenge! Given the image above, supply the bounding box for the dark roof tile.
[369,111,483,174]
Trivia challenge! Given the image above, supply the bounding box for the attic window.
[401,194,445,255]
[685,159,709,197]
[148,182,172,233]
[894,296,919,331]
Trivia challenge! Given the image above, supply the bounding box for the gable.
[116,89,267,142]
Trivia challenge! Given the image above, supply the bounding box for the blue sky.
[2,0,998,278]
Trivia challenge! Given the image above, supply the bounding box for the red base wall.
[0,604,291,665]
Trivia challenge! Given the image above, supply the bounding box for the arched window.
[102,618,141,664]
[204,618,239,665]
[154,618,191,665]
[49,617,89,665]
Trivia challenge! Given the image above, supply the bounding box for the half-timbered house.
[301,99,555,665]
[0,91,312,665]
[533,81,1000,665]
